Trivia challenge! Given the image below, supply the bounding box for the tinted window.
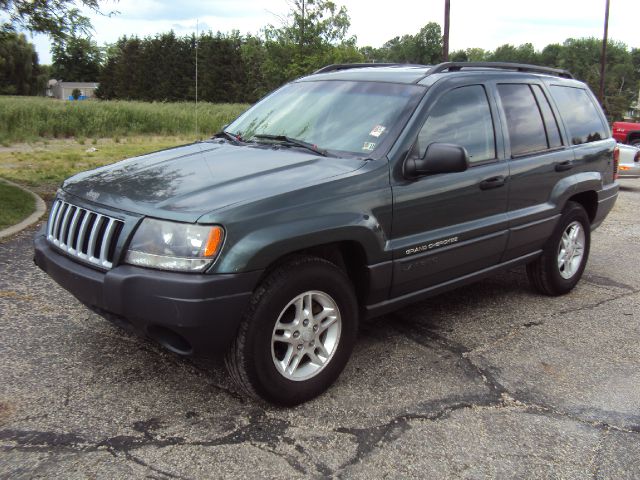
[417,85,495,163]
[531,85,563,148]
[549,86,608,145]
[498,84,548,156]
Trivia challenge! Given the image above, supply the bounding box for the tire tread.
[224,255,347,402]
[526,201,590,296]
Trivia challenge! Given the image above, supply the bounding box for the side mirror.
[404,143,470,178]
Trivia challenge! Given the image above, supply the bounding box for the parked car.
[618,142,640,177]
[612,121,640,145]
[34,62,619,405]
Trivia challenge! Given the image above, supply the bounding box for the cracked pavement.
[1,180,639,479]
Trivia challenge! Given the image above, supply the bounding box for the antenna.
[195,18,199,139]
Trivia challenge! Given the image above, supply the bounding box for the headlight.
[125,218,224,272]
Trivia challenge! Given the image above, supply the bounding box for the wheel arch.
[626,130,640,144]
[567,190,598,223]
[253,240,371,305]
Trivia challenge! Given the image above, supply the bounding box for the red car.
[612,121,640,145]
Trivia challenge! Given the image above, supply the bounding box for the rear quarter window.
[549,86,608,145]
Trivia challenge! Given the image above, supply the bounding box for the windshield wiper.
[253,134,328,157]
[213,130,243,144]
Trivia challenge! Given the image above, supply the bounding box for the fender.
[550,171,603,209]
[213,215,388,273]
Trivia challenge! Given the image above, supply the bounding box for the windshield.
[226,80,424,156]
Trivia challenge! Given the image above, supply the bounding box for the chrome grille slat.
[87,214,103,260]
[52,203,67,240]
[67,208,82,254]
[76,211,92,258]
[47,201,61,238]
[58,206,74,246]
[47,200,124,269]
[99,218,116,264]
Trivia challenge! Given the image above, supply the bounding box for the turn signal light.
[204,226,224,257]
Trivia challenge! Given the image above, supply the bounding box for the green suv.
[34,62,619,405]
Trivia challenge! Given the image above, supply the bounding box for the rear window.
[548,86,608,145]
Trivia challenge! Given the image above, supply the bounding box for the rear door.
[389,83,510,298]
[492,81,576,260]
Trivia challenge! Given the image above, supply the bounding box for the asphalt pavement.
[1,181,639,479]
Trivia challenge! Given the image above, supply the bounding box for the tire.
[225,255,359,406]
[527,201,591,296]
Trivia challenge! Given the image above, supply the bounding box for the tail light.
[613,147,619,180]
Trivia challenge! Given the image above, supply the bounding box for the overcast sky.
[28,0,639,65]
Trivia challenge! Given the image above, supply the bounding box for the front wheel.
[527,201,591,296]
[225,255,358,405]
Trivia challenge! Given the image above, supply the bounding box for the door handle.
[479,176,506,190]
[555,160,574,172]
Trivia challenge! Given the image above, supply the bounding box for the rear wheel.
[225,255,358,405]
[527,201,591,296]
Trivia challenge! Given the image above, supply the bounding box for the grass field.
[0,96,250,230]
[0,136,198,198]
[0,181,35,230]
[0,96,249,145]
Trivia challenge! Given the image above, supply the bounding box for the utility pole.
[599,0,610,104]
[300,0,305,50]
[443,0,450,62]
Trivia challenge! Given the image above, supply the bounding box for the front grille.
[47,199,124,269]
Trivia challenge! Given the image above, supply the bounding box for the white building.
[46,80,99,100]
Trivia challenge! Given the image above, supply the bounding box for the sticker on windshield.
[362,142,376,151]
[369,125,386,137]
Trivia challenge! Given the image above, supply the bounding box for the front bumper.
[34,232,262,357]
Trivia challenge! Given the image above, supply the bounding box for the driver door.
[390,84,510,297]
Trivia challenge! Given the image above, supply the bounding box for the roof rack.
[425,62,574,79]
[313,63,428,74]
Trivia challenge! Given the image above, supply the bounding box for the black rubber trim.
[34,234,263,357]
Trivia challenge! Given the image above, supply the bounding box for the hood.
[62,141,365,222]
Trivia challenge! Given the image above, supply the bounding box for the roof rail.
[314,63,428,74]
[425,62,574,79]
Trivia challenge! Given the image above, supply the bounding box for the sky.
[26,0,640,65]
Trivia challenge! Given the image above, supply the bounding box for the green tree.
[465,48,488,62]
[0,0,115,40]
[558,38,638,119]
[263,0,359,80]
[51,35,103,81]
[0,29,41,94]
[539,43,562,67]
[413,23,442,64]
[488,43,539,64]
[197,31,246,103]
[240,35,269,102]
[369,22,442,64]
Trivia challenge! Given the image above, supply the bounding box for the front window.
[416,85,496,163]
[226,80,424,156]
